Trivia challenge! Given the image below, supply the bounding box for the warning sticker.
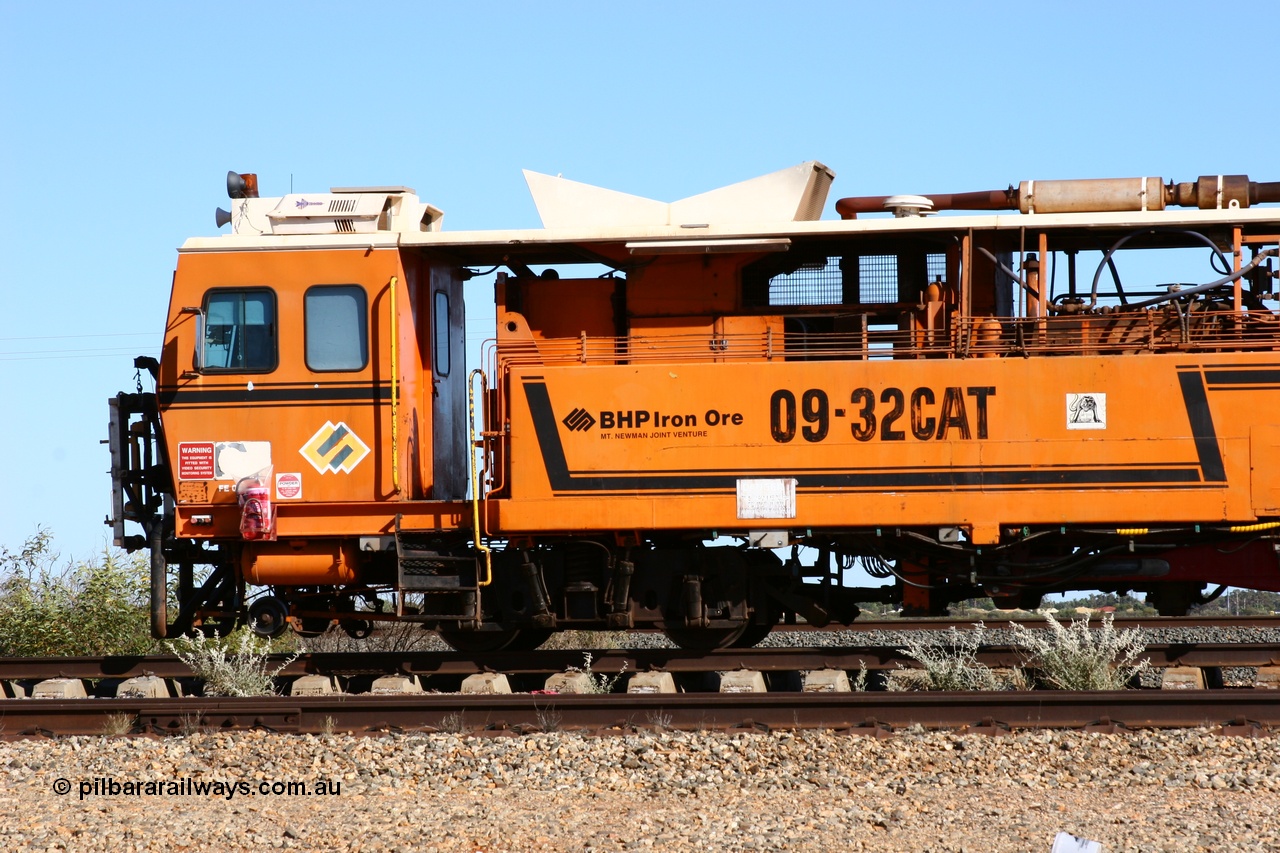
[275,472,303,500]
[177,443,216,480]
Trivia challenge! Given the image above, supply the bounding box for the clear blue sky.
[2,1,1276,562]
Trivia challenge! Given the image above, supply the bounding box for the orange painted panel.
[159,249,415,533]
[497,353,1271,533]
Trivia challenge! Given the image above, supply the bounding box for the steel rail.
[779,615,1280,631]
[2,643,1277,684]
[1,690,1278,737]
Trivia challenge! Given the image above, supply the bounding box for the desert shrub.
[566,652,628,694]
[1010,611,1148,690]
[893,623,1013,691]
[169,630,297,696]
[0,530,151,656]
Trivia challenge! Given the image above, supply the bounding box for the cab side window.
[305,285,368,371]
[203,289,277,371]
[433,290,450,376]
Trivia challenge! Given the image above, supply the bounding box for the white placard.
[736,478,796,519]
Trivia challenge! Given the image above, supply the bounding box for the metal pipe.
[836,189,1014,219]
[1119,248,1277,310]
[836,175,1278,219]
[1090,229,1231,309]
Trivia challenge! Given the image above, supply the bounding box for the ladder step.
[394,517,481,619]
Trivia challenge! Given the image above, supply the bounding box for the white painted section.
[524,161,834,228]
[183,204,1280,255]
[214,441,271,481]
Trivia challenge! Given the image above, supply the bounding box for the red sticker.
[275,472,302,500]
[177,443,215,480]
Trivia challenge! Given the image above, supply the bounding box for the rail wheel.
[991,591,1044,611]
[248,596,289,639]
[1146,583,1201,617]
[438,626,543,653]
[731,602,779,648]
[661,624,748,650]
[504,628,554,651]
[730,623,773,648]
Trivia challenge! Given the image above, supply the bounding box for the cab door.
[427,264,468,500]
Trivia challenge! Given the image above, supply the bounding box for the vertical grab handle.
[468,369,492,587]
[389,276,400,496]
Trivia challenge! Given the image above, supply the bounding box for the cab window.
[305,285,368,371]
[434,290,450,376]
[202,289,277,371]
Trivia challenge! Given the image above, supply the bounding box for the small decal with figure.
[1066,393,1106,430]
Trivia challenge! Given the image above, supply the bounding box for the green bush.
[0,530,151,656]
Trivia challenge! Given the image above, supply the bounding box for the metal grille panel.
[767,257,843,305]
[767,254,947,306]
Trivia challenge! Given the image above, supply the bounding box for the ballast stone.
[720,671,768,694]
[290,675,342,696]
[1161,667,1206,690]
[461,673,511,694]
[115,676,171,699]
[1255,666,1280,689]
[32,678,87,699]
[371,675,423,694]
[802,669,851,693]
[544,671,594,694]
[627,672,677,694]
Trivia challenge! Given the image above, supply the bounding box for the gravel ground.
[3,727,1278,851]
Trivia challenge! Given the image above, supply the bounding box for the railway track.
[1,643,1278,683]
[2,639,1278,737]
[782,614,1280,631]
[2,688,1278,738]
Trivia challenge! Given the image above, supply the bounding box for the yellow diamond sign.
[300,421,370,474]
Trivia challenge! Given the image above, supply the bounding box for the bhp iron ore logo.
[562,407,597,432]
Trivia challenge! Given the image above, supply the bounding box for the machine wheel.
[341,619,373,640]
[662,624,748,650]
[991,591,1044,611]
[504,628,554,651]
[731,622,774,649]
[1146,583,1200,617]
[731,602,778,648]
[439,626,531,653]
[248,596,289,639]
